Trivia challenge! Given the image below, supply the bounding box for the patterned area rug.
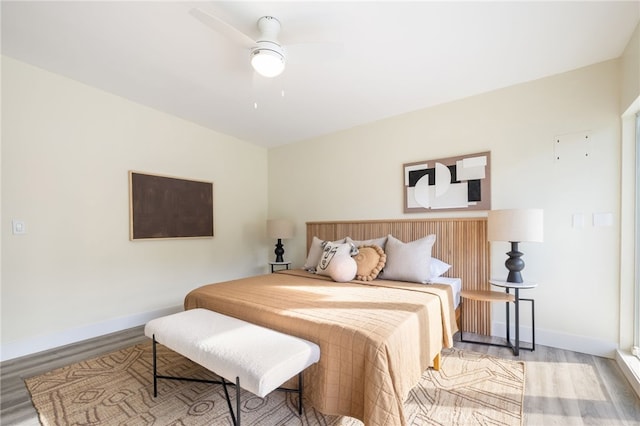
[25,343,524,425]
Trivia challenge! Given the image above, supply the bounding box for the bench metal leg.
[152,336,241,424]
[152,335,158,398]
[220,376,239,426]
[150,340,306,423]
[298,372,303,415]
[274,372,304,415]
[219,376,242,426]
[236,377,241,426]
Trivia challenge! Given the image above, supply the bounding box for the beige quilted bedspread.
[183,269,457,426]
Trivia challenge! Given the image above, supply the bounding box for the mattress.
[429,276,462,308]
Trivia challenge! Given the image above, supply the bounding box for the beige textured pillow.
[353,245,386,281]
[381,234,436,283]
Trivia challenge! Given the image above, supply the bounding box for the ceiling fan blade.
[189,7,255,49]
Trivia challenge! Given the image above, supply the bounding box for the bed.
[184,217,490,425]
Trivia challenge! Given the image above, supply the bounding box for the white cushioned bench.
[144,308,320,426]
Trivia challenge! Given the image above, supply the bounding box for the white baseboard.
[492,321,618,359]
[0,305,183,362]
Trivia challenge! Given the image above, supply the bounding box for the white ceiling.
[2,1,639,148]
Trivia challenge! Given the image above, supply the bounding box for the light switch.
[12,220,26,235]
[572,213,585,228]
[593,212,613,227]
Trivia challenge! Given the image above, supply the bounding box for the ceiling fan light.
[251,48,285,78]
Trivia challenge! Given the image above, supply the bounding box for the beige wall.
[269,59,622,357]
[1,57,269,360]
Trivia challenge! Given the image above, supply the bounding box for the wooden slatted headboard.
[306,217,491,335]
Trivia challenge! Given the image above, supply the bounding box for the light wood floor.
[1,328,639,425]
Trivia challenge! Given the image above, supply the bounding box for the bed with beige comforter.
[183,269,457,426]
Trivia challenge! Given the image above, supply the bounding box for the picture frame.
[129,171,214,240]
[403,151,491,213]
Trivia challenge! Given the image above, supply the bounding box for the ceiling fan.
[190,8,288,78]
[190,8,343,80]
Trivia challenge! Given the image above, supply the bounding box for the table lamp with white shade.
[488,209,544,283]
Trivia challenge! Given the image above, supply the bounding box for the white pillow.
[304,236,346,272]
[316,241,358,281]
[430,258,451,279]
[346,236,388,251]
[381,234,436,283]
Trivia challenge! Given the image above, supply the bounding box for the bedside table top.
[269,261,292,265]
[460,289,516,302]
[490,279,538,289]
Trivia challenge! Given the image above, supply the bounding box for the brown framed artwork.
[129,171,214,240]
[403,151,491,213]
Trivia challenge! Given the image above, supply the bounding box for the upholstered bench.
[144,308,321,426]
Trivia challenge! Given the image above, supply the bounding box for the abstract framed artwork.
[403,151,491,213]
[129,171,214,240]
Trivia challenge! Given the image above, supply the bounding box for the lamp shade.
[267,219,294,239]
[488,209,544,243]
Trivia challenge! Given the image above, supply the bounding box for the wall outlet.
[12,220,26,235]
